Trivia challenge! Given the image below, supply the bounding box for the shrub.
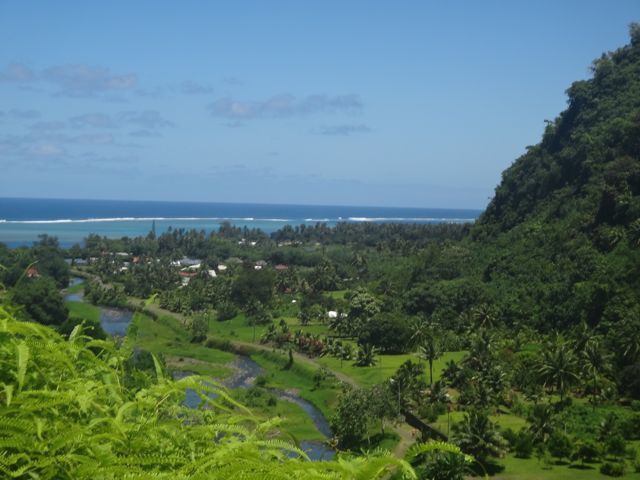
[600,462,625,477]
[216,301,238,321]
[606,434,627,457]
[513,430,535,459]
[547,431,572,462]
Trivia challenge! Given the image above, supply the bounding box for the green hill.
[468,24,640,330]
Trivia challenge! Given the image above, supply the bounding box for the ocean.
[0,198,482,248]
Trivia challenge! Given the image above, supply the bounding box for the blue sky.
[0,1,638,209]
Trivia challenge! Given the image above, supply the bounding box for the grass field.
[250,349,341,419]
[208,314,331,343]
[315,350,467,388]
[130,313,234,378]
[66,300,100,323]
[232,386,327,441]
[495,452,640,479]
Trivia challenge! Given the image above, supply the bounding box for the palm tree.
[527,403,555,443]
[452,409,507,469]
[339,343,353,367]
[538,335,579,401]
[354,343,378,367]
[409,315,430,349]
[420,332,442,386]
[471,304,498,330]
[581,338,608,406]
[618,318,640,365]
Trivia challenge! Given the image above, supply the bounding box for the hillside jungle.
[2,24,640,480]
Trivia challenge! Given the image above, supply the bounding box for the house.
[274,264,289,272]
[217,264,228,272]
[171,257,201,267]
[255,260,267,270]
[178,270,198,286]
[327,311,338,319]
[207,269,217,278]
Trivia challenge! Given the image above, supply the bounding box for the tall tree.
[452,409,507,470]
[420,331,442,386]
[537,335,580,401]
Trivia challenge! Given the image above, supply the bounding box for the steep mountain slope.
[470,25,640,330]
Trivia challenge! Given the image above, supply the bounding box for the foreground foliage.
[0,304,429,479]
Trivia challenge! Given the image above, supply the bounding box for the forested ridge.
[464,24,640,330]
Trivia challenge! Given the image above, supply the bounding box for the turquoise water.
[0,197,480,247]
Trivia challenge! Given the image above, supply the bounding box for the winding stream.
[65,277,335,461]
[64,278,134,337]
[175,356,336,461]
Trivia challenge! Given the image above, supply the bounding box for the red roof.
[178,271,198,277]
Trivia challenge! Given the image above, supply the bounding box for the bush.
[216,301,238,321]
[513,430,535,459]
[600,462,625,477]
[502,428,517,448]
[621,413,640,440]
[571,440,600,464]
[547,431,572,462]
[356,312,412,354]
[606,434,627,457]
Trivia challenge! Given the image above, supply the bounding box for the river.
[65,277,336,461]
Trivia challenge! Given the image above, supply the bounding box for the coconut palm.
[537,334,580,401]
[471,304,499,330]
[581,338,609,406]
[452,409,507,468]
[354,343,378,367]
[527,403,555,443]
[618,318,640,364]
[339,343,354,367]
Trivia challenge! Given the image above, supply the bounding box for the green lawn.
[130,313,234,378]
[324,290,348,300]
[250,350,341,421]
[232,387,326,442]
[208,314,330,343]
[429,410,528,439]
[66,300,100,323]
[315,350,467,388]
[495,452,640,479]
[66,282,85,294]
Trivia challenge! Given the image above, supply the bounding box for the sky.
[0,1,638,209]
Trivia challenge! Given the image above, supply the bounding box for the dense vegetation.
[2,24,640,480]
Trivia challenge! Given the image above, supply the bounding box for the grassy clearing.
[324,290,348,300]
[208,314,330,343]
[233,387,326,441]
[66,300,100,323]
[250,349,341,421]
[494,452,640,480]
[66,282,85,294]
[130,313,234,378]
[429,410,528,439]
[315,350,467,388]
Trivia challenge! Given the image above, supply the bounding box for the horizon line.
[0,196,485,212]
